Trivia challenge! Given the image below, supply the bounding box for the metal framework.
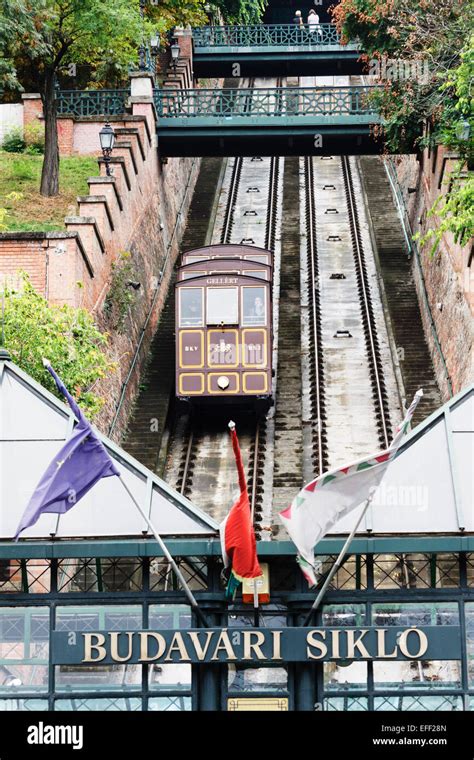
[54,86,378,124]
[154,86,379,121]
[56,89,130,117]
[4,537,474,561]
[192,24,354,48]
[0,553,473,711]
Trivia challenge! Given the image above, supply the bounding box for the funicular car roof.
[177,257,272,277]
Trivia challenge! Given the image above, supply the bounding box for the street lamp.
[150,33,160,56]
[171,42,180,73]
[99,122,115,177]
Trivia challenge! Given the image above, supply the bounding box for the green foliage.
[3,274,115,417]
[2,127,25,153]
[334,0,473,257]
[2,123,45,155]
[0,190,22,230]
[103,252,139,333]
[213,0,267,24]
[24,122,45,154]
[0,0,210,193]
[152,0,207,31]
[416,168,474,255]
[333,0,472,155]
[0,0,209,92]
[436,37,474,164]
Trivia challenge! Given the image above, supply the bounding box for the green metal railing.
[192,23,352,47]
[56,89,130,117]
[154,86,378,119]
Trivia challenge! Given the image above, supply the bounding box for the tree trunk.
[40,67,60,197]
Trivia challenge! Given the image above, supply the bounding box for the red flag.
[220,421,261,598]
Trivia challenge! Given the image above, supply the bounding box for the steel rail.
[304,156,327,475]
[341,155,391,448]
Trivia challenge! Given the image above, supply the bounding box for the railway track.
[171,412,266,537]
[300,151,399,476]
[341,154,392,448]
[163,77,283,531]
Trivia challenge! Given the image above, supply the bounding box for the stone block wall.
[392,147,473,397]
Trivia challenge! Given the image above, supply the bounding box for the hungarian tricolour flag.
[280,390,423,587]
[220,421,261,599]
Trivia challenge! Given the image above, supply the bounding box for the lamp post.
[99,122,115,177]
[171,42,180,73]
[138,0,147,70]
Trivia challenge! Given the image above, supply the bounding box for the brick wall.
[0,238,47,294]
[21,94,43,130]
[0,233,93,307]
[392,148,473,397]
[57,117,74,156]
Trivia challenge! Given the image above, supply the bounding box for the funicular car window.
[179,288,203,327]
[184,255,208,263]
[243,270,266,280]
[242,287,266,326]
[206,287,238,324]
[181,271,205,281]
[243,255,268,264]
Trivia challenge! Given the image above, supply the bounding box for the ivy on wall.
[103,252,140,334]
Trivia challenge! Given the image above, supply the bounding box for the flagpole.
[250,421,261,627]
[302,493,374,626]
[302,389,423,626]
[119,478,209,628]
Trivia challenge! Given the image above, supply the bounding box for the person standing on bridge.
[293,9,304,41]
[293,9,303,26]
[307,9,322,39]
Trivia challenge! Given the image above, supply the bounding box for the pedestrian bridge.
[192,24,362,77]
[154,85,383,157]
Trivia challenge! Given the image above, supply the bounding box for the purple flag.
[15,361,120,539]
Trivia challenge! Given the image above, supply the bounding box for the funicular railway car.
[175,245,273,413]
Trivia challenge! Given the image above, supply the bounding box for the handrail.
[154,86,380,119]
[57,89,130,117]
[192,23,354,48]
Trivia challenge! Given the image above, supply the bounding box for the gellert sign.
[52,626,461,665]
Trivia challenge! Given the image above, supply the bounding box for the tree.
[333,0,473,255]
[0,0,146,197]
[332,0,471,153]
[211,0,267,24]
[0,0,207,198]
[2,274,115,417]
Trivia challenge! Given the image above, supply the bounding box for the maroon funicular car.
[175,245,274,414]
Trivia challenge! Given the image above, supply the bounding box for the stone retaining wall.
[391,147,473,397]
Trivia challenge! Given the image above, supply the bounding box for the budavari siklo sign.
[52,626,461,665]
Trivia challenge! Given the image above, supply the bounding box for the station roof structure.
[0,351,472,547]
[0,353,219,541]
[332,383,473,536]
